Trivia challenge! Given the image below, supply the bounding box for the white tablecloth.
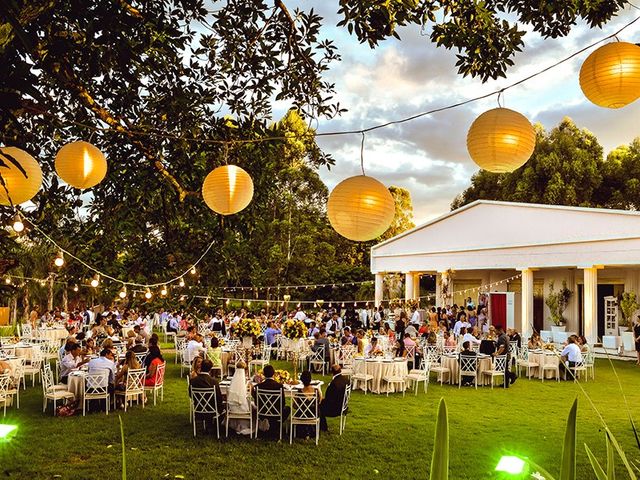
[529,351,560,379]
[15,344,34,361]
[67,371,86,400]
[38,328,67,342]
[441,354,493,385]
[352,358,408,394]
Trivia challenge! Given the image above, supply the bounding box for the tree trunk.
[47,275,54,311]
[10,295,17,325]
[23,288,30,323]
[62,284,68,312]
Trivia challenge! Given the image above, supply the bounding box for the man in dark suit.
[189,359,224,428]
[254,364,290,437]
[320,364,349,432]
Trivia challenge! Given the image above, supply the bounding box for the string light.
[119,287,127,299]
[161,286,168,296]
[73,284,79,292]
[54,251,64,267]
[4,277,11,285]
[90,275,100,288]
[11,213,24,233]
[144,289,152,299]
[179,278,185,287]
[190,267,197,275]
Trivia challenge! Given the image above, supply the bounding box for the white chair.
[43,363,67,391]
[290,391,320,445]
[144,362,166,406]
[404,344,417,369]
[339,384,352,435]
[406,357,431,393]
[566,359,587,382]
[180,349,192,378]
[20,323,33,340]
[516,345,539,379]
[339,345,356,377]
[0,374,12,417]
[483,355,507,388]
[541,355,560,382]
[428,351,451,385]
[7,359,25,408]
[41,367,74,415]
[115,368,146,411]
[163,321,177,344]
[255,388,285,440]
[23,355,43,387]
[225,391,253,438]
[191,388,225,438]
[134,351,148,367]
[351,359,374,394]
[584,351,595,380]
[458,355,478,389]
[249,345,271,377]
[308,345,326,376]
[174,337,186,365]
[83,370,110,416]
[442,345,457,355]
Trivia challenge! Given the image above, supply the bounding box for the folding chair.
[144,362,166,405]
[191,388,225,438]
[458,355,478,389]
[255,388,285,441]
[83,370,110,416]
[483,355,507,388]
[339,384,352,435]
[290,391,320,445]
[115,368,146,411]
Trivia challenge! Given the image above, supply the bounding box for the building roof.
[371,200,640,273]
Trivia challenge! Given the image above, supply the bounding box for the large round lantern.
[579,42,640,109]
[466,107,536,173]
[202,165,254,215]
[54,141,108,189]
[327,175,395,242]
[0,147,43,206]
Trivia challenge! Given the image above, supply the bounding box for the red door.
[490,293,507,328]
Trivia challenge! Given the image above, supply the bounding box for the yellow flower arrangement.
[272,369,292,385]
[234,318,261,338]
[282,319,306,339]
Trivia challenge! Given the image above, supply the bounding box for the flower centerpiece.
[282,319,306,340]
[272,369,292,385]
[232,317,261,348]
[543,343,556,352]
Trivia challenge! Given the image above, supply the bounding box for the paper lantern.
[466,108,536,173]
[327,175,395,242]
[55,141,108,189]
[579,42,640,108]
[202,165,254,215]
[0,147,43,206]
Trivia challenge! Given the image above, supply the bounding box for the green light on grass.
[495,456,526,475]
[0,424,17,440]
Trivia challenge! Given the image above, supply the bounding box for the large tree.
[0,1,632,308]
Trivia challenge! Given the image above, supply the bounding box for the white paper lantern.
[327,175,395,242]
[466,108,536,173]
[202,165,254,215]
[0,147,43,206]
[55,141,108,189]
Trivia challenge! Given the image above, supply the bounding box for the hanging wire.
[360,132,366,176]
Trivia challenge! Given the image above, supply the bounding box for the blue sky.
[272,2,640,224]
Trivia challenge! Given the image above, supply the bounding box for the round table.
[441,354,493,385]
[67,371,86,400]
[352,358,408,394]
[14,344,34,362]
[529,351,560,379]
[38,327,67,343]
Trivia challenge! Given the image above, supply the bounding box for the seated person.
[115,350,141,394]
[364,337,382,357]
[444,331,456,347]
[528,332,543,350]
[130,338,147,354]
[87,348,117,393]
[458,341,478,386]
[133,325,149,345]
[227,360,255,436]
[253,364,290,437]
[404,323,418,339]
[462,327,481,347]
[60,342,89,384]
[320,364,349,432]
[295,370,323,438]
[311,329,331,364]
[189,359,225,425]
[207,337,223,376]
[479,339,496,356]
[560,335,584,379]
[144,345,165,386]
[190,355,204,380]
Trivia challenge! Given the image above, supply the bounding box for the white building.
[371,200,640,347]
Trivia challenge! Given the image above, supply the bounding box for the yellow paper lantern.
[55,141,108,189]
[327,175,395,242]
[0,147,43,206]
[466,107,536,173]
[202,165,254,215]
[579,42,640,109]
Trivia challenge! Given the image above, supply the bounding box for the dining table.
[352,357,409,394]
[37,327,67,343]
[440,353,493,385]
[528,349,560,379]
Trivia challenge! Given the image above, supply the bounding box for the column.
[413,273,421,300]
[405,272,415,301]
[435,275,442,307]
[374,273,384,307]
[583,267,598,345]
[519,268,534,339]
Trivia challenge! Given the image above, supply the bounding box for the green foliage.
[546,280,573,326]
[429,398,449,480]
[118,415,127,480]
[561,399,578,480]
[619,292,639,328]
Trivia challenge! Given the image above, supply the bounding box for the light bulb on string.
[179,278,185,287]
[225,299,230,305]
[4,277,11,285]
[341,302,345,308]
[119,287,127,299]
[205,297,210,305]
[54,251,64,267]
[144,289,152,300]
[190,267,197,275]
[11,214,24,233]
[90,275,100,288]
[160,286,168,296]
[73,284,78,292]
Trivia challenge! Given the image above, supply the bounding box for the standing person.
[373,306,383,332]
[634,315,640,366]
[493,325,516,387]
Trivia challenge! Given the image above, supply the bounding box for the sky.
[272,2,640,225]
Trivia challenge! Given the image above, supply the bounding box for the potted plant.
[545,280,572,334]
[618,291,638,351]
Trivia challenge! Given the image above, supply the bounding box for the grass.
[1,347,639,479]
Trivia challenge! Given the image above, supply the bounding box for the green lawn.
[1,347,639,479]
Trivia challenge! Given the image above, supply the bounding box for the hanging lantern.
[579,42,640,109]
[202,165,254,215]
[466,108,536,173]
[327,175,395,242]
[54,141,108,189]
[0,147,43,206]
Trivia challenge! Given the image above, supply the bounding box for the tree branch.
[114,0,143,20]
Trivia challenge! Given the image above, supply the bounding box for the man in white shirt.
[410,308,421,325]
[453,315,471,337]
[186,334,206,363]
[294,307,307,323]
[60,343,89,383]
[87,348,117,389]
[561,335,583,379]
[462,327,481,346]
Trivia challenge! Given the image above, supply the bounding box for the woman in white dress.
[227,361,254,436]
